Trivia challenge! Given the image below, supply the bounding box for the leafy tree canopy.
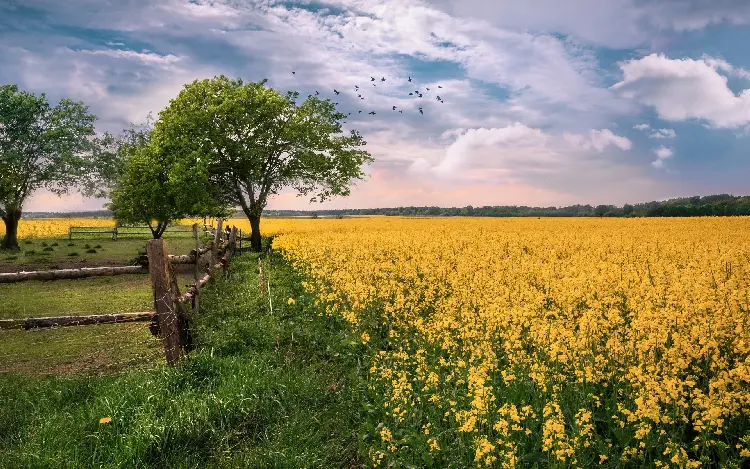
[152,75,373,250]
[107,137,229,239]
[0,84,97,249]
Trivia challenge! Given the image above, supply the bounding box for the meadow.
[1,216,749,468]
[273,217,750,468]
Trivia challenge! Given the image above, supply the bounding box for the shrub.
[85,249,97,254]
[68,252,80,257]
[42,247,54,252]
[51,242,59,247]
[68,243,76,247]
[24,240,33,245]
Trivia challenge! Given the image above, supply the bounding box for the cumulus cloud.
[652,145,674,169]
[611,53,750,128]
[429,0,750,48]
[633,123,650,130]
[649,128,676,139]
[415,123,632,182]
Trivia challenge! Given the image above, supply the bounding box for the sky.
[2,0,750,212]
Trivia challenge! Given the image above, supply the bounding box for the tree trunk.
[1,208,21,251]
[250,215,262,252]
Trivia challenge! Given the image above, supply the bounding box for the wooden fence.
[1,219,239,365]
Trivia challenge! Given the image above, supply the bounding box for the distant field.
[0,227,203,375]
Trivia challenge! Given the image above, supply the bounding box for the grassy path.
[0,249,366,468]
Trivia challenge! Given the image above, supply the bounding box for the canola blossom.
[1,218,114,239]
[273,217,750,468]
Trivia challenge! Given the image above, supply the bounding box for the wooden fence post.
[222,228,238,277]
[192,223,200,315]
[147,239,188,365]
[210,218,223,277]
[112,226,118,241]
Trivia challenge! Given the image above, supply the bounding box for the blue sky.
[2,0,749,211]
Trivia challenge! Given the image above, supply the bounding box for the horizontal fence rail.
[0,265,149,284]
[0,312,155,330]
[3,220,239,366]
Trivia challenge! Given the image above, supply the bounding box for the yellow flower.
[99,417,112,424]
[287,297,295,305]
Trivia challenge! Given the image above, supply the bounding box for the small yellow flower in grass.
[740,449,750,458]
[600,454,608,463]
[361,331,371,344]
[99,417,112,424]
[287,297,295,305]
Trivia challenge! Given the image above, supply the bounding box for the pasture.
[1,216,749,468]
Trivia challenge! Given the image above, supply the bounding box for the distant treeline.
[24,194,750,219]
[262,194,750,218]
[23,210,114,219]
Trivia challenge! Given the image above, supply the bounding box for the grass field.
[0,248,366,468]
[0,234,208,374]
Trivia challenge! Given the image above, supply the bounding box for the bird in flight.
[358,110,362,113]
[381,77,386,82]
[426,87,430,91]
[369,111,376,115]
[408,77,412,82]
[354,85,359,90]
[409,92,413,96]
[292,71,296,75]
[315,91,319,96]
[399,110,403,113]
[334,89,340,95]
[418,93,423,98]
[436,95,441,101]
[438,85,442,88]
[392,105,397,110]
[370,77,375,81]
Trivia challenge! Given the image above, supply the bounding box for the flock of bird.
[292,71,445,119]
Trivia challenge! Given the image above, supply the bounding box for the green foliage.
[0,249,366,468]
[152,75,373,249]
[107,141,224,238]
[260,194,750,218]
[0,84,97,249]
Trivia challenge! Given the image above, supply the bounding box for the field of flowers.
[273,217,750,468]
[0,218,115,239]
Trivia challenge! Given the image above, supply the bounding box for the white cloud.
[611,53,750,128]
[428,0,750,48]
[563,128,632,152]
[633,123,650,130]
[80,49,183,67]
[652,145,674,169]
[649,128,676,139]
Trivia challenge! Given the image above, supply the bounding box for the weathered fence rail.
[0,265,149,284]
[2,220,240,366]
[0,312,155,330]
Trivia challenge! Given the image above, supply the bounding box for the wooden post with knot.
[146,239,192,365]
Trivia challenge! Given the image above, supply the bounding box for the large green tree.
[107,137,228,239]
[153,75,373,251]
[0,85,97,250]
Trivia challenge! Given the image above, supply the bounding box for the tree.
[152,75,373,251]
[84,114,155,200]
[107,139,228,239]
[0,85,97,250]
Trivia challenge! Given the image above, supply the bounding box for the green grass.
[0,236,209,269]
[0,245,367,468]
[0,275,154,319]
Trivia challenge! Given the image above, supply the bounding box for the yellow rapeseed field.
[273,217,750,468]
[0,218,115,239]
